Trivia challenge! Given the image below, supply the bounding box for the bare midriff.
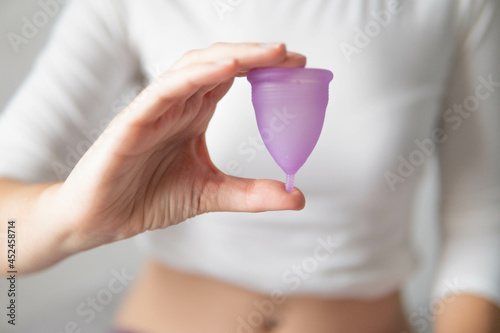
[114,259,411,333]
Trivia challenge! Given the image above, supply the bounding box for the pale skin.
[0,43,498,332]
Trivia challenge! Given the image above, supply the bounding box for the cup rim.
[247,67,333,84]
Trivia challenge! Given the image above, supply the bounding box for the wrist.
[21,181,82,273]
[39,181,96,253]
[39,181,121,258]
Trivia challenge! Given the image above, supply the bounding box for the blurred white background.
[0,1,439,332]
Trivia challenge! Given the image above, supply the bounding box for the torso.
[114,260,411,333]
[130,0,465,300]
[115,1,470,331]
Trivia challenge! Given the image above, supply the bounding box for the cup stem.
[285,174,295,193]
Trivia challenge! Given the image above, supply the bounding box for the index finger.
[124,59,239,125]
[171,42,306,74]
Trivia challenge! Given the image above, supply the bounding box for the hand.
[50,42,307,254]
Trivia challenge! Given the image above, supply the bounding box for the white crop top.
[0,0,499,304]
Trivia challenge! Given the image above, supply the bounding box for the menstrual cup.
[247,68,333,192]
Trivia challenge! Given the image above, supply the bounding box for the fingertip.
[290,187,306,210]
[245,179,306,212]
[295,54,307,68]
[287,51,306,60]
[282,51,307,68]
[260,42,287,60]
[275,42,287,53]
[274,43,288,58]
[260,42,286,51]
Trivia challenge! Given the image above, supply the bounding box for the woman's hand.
[40,43,307,263]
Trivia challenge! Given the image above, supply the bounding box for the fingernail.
[260,43,284,49]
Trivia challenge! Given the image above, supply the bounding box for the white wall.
[0,1,439,332]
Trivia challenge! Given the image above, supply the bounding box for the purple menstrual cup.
[247,68,333,192]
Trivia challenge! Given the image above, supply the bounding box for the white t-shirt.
[1,0,499,304]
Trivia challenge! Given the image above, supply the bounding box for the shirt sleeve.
[0,0,138,182]
[433,0,500,307]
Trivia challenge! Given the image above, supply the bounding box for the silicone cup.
[247,68,333,192]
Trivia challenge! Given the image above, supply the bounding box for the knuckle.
[182,49,198,58]
[210,42,227,48]
[154,85,171,102]
[184,76,199,91]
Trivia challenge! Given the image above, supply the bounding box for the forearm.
[434,294,500,333]
[0,178,76,275]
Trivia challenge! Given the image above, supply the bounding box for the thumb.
[201,175,306,213]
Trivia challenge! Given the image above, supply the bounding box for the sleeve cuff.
[432,229,500,308]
